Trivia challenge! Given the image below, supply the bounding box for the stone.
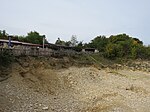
[39,104,42,106]
[42,106,49,110]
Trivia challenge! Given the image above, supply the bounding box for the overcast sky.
[0,0,150,45]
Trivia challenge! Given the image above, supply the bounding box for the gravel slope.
[0,63,150,112]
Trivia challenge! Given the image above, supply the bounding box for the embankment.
[0,55,150,112]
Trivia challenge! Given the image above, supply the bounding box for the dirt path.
[0,65,150,112]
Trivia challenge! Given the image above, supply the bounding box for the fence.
[0,48,82,57]
[0,48,52,56]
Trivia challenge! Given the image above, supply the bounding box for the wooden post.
[8,35,12,48]
[43,35,45,50]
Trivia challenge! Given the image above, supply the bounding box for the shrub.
[0,49,14,67]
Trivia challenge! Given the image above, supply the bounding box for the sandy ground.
[0,63,150,112]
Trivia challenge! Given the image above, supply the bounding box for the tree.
[77,41,83,47]
[25,31,48,44]
[70,35,78,47]
[55,38,65,45]
[88,35,108,52]
[74,41,84,52]
[133,38,143,45]
[55,38,61,45]
[107,34,141,58]
[18,36,27,42]
[0,30,2,37]
[2,30,6,36]
[65,41,71,46]
[109,34,131,44]
[105,43,124,59]
[0,30,8,39]
[133,45,150,59]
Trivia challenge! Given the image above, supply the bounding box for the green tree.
[109,34,131,44]
[74,41,83,52]
[18,36,27,42]
[87,35,108,52]
[0,30,8,39]
[25,31,48,44]
[65,41,71,46]
[77,41,83,47]
[70,35,78,47]
[105,43,124,59]
[0,30,2,37]
[55,38,65,45]
[135,45,150,59]
[107,34,141,58]
[133,38,143,45]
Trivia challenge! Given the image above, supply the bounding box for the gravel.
[0,62,150,112]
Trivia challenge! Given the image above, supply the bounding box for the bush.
[130,45,150,60]
[0,49,14,67]
[104,43,124,59]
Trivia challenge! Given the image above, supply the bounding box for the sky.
[0,0,150,45]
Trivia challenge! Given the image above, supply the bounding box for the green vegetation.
[55,38,66,45]
[0,30,8,39]
[86,34,150,60]
[55,35,78,47]
[85,35,108,52]
[0,49,14,67]
[0,30,150,60]
[0,30,48,45]
[24,31,48,44]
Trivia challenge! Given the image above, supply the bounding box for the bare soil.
[0,57,150,112]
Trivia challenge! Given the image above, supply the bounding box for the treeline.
[0,30,150,60]
[84,34,150,60]
[52,34,150,60]
[0,30,48,45]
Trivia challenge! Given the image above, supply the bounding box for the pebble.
[42,106,49,110]
[1,61,150,112]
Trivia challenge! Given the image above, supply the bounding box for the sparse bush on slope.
[0,49,13,67]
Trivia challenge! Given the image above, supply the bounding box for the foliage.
[0,29,150,60]
[25,31,48,44]
[109,34,131,43]
[0,30,8,39]
[0,49,14,67]
[85,33,149,60]
[77,41,83,48]
[0,30,48,45]
[65,41,71,46]
[87,35,108,52]
[55,38,66,45]
[105,43,123,59]
[104,34,144,59]
[74,41,83,51]
[133,45,150,59]
[70,35,78,47]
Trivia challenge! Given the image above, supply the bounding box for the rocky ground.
[0,57,150,112]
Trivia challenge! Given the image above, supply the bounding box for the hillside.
[0,56,150,112]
